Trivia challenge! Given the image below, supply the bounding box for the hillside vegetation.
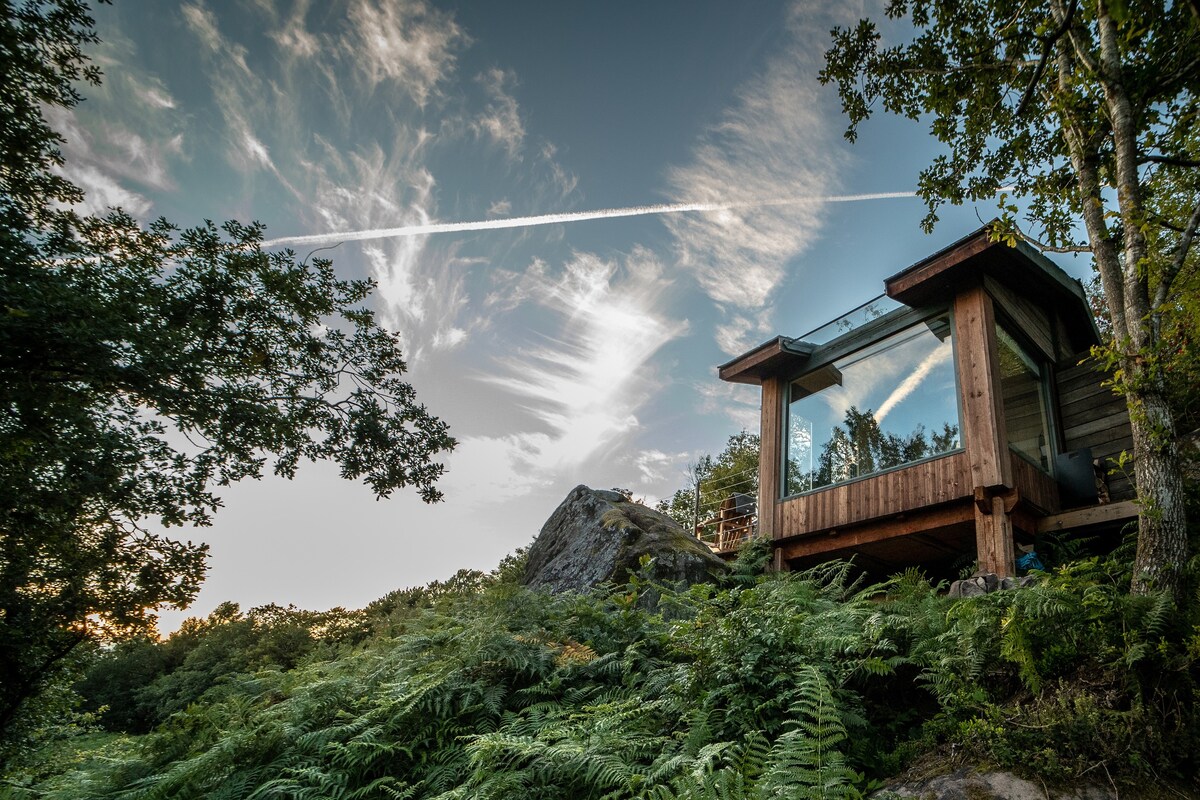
[5,539,1198,799]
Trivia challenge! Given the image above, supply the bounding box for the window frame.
[779,304,965,500]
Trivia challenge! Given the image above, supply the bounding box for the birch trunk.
[1095,2,1190,596]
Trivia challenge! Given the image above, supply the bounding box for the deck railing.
[695,493,758,553]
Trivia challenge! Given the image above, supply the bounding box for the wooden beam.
[718,337,813,385]
[774,502,974,561]
[758,376,783,541]
[983,274,1054,361]
[975,493,1016,577]
[954,284,1012,489]
[885,228,993,303]
[1036,500,1139,533]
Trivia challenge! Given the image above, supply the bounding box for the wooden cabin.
[718,226,1137,577]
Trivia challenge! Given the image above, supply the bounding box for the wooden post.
[757,376,783,541]
[955,284,1015,576]
[953,284,1012,490]
[974,492,1016,577]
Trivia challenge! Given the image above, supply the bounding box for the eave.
[717,336,814,385]
[884,224,1101,350]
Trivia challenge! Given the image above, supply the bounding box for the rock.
[522,485,729,594]
[948,573,1037,598]
[876,768,1118,799]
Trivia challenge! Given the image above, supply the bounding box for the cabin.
[717,225,1137,577]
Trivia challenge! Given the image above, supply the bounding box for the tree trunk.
[1052,3,1192,598]
[1127,378,1189,596]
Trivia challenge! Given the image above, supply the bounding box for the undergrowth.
[4,540,1198,799]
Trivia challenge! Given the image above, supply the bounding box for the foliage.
[0,0,453,754]
[658,431,760,531]
[72,554,530,738]
[10,545,1198,798]
[820,0,1200,597]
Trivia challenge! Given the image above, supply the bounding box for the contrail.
[261,190,919,248]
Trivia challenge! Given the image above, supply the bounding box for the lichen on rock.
[522,485,729,594]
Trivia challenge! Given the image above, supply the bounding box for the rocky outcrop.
[522,485,729,593]
[878,769,1118,799]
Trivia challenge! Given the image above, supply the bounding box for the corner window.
[784,314,961,495]
[996,323,1053,472]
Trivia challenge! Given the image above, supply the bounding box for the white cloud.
[473,68,525,157]
[343,0,464,104]
[268,0,320,58]
[693,379,761,432]
[468,248,688,490]
[630,449,689,484]
[714,313,775,356]
[441,433,557,503]
[181,2,222,51]
[44,104,180,215]
[486,199,513,217]
[431,326,468,351]
[61,164,152,217]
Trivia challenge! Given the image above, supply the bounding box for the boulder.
[522,485,729,593]
[877,768,1117,799]
[947,573,1036,598]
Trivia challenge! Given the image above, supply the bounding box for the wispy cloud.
[693,379,761,432]
[663,0,863,347]
[45,89,183,216]
[343,0,464,104]
[482,247,688,467]
[473,68,525,157]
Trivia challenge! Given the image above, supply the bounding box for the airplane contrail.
[261,190,920,248]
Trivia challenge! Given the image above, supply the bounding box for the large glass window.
[996,323,1053,472]
[784,314,961,495]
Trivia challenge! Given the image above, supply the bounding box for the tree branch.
[1017,0,1078,116]
[1137,154,1200,169]
[1154,199,1200,309]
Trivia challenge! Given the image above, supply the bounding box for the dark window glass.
[996,324,1052,472]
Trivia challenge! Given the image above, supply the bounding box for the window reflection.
[784,315,961,495]
[996,324,1052,472]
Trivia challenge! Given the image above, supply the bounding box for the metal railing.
[695,493,758,553]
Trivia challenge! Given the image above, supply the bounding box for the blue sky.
[60,0,1093,631]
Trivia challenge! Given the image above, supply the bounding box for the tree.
[0,0,454,751]
[821,0,1200,596]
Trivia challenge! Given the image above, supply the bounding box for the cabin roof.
[720,224,1100,384]
[884,225,1094,336]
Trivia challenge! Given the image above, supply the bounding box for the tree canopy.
[0,0,453,752]
[821,0,1200,596]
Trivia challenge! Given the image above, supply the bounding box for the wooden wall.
[1055,359,1135,502]
[773,451,969,539]
[1010,451,1060,513]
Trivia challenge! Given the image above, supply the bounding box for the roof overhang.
[718,336,814,385]
[885,224,1101,349]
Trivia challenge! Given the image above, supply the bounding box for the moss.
[599,508,635,533]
